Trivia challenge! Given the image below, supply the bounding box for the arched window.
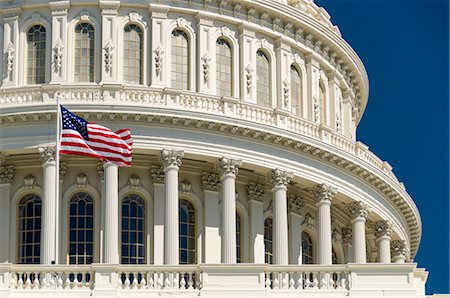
[18,194,42,264]
[290,65,301,114]
[302,231,313,264]
[121,194,145,264]
[171,30,189,90]
[319,81,326,124]
[69,192,94,264]
[179,199,195,264]
[123,24,143,84]
[216,38,232,97]
[264,217,273,264]
[236,212,242,263]
[27,25,46,84]
[75,22,95,82]
[256,50,270,107]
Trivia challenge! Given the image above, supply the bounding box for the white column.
[49,1,69,83]
[0,164,14,262]
[267,169,292,265]
[287,194,303,264]
[202,173,221,263]
[348,201,370,264]
[217,157,241,263]
[103,162,119,264]
[312,183,337,265]
[161,149,184,265]
[375,220,393,263]
[247,182,265,264]
[391,240,407,264]
[151,166,165,265]
[56,162,66,264]
[342,227,353,263]
[100,0,119,83]
[39,147,57,264]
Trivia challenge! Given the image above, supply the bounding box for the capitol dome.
[0,0,428,297]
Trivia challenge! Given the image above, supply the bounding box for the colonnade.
[0,147,408,265]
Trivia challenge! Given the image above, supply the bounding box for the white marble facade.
[0,0,428,297]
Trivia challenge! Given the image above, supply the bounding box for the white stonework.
[0,0,429,297]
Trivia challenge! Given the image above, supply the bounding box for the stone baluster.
[247,182,265,263]
[0,158,14,262]
[391,240,407,263]
[313,183,337,265]
[347,201,371,263]
[161,149,184,265]
[217,157,242,263]
[267,169,293,265]
[103,161,119,263]
[39,147,57,264]
[374,220,393,263]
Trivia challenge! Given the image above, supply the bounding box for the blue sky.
[315,0,449,294]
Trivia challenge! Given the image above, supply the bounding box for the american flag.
[60,106,133,166]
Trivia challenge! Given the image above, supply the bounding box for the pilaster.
[100,0,120,83]
[151,165,165,265]
[2,7,21,87]
[149,4,169,88]
[49,1,70,83]
[202,172,221,263]
[239,25,256,103]
[275,39,292,111]
[287,193,304,264]
[196,13,215,93]
[305,55,320,122]
[247,182,265,263]
[342,226,353,263]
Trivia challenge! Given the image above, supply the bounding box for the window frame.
[123,23,144,85]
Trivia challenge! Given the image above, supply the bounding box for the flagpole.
[54,96,61,265]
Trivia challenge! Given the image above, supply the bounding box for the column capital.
[342,227,352,244]
[0,165,14,184]
[247,182,265,202]
[151,165,164,184]
[103,161,118,170]
[161,149,184,169]
[39,146,56,166]
[287,193,304,214]
[347,201,371,221]
[374,220,393,239]
[97,161,105,181]
[312,183,337,204]
[201,172,221,192]
[391,240,407,258]
[216,157,242,177]
[99,0,120,14]
[267,168,293,190]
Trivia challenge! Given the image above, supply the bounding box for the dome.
[0,0,426,297]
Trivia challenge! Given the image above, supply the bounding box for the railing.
[0,263,427,297]
[9,265,93,290]
[117,265,200,291]
[265,265,350,291]
[0,86,397,184]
